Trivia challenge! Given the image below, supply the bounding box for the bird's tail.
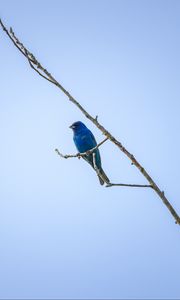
[97,168,110,185]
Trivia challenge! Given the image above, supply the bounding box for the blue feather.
[70,121,109,185]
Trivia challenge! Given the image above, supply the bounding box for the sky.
[0,0,180,299]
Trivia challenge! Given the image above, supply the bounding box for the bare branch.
[27,57,56,84]
[1,19,179,225]
[55,138,151,188]
[106,183,153,188]
[55,137,108,159]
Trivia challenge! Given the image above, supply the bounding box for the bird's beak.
[69,124,74,129]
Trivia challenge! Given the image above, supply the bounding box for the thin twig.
[55,138,151,188]
[106,183,153,188]
[0,19,179,225]
[28,58,56,84]
[55,137,108,159]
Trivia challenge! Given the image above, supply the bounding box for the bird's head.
[69,121,87,133]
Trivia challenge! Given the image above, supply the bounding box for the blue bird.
[70,121,109,185]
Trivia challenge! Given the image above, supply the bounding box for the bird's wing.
[82,130,102,169]
[86,130,97,148]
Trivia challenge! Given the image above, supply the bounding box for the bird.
[70,121,110,185]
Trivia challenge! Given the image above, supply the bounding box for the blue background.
[1,0,180,298]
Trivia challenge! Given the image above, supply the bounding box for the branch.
[1,19,179,225]
[55,138,152,188]
[106,183,152,188]
[55,137,108,159]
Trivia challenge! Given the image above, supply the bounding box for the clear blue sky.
[1,0,180,299]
